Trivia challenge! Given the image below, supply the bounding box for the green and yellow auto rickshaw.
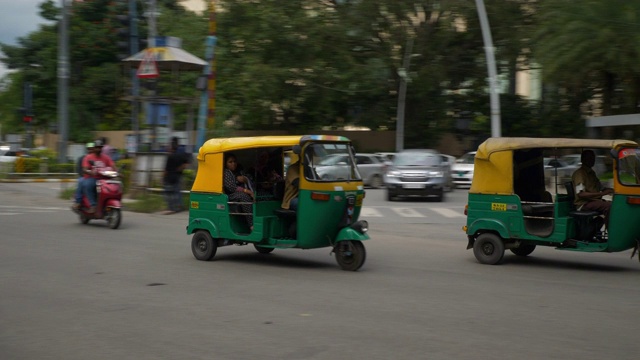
[464,137,640,265]
[186,135,369,271]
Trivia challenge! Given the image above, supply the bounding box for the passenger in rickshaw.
[249,149,283,199]
[223,152,254,230]
[571,149,612,227]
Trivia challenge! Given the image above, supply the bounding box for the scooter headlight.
[350,220,368,233]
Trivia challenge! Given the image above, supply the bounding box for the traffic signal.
[110,0,130,60]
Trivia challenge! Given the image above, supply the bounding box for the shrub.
[116,158,133,194]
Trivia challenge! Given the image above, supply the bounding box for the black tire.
[335,240,366,271]
[510,243,536,256]
[434,189,444,202]
[386,190,395,201]
[191,231,217,261]
[80,214,90,224]
[107,208,121,229]
[254,244,274,254]
[370,175,383,189]
[472,233,505,265]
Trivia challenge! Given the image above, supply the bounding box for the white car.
[0,150,19,163]
[560,154,607,176]
[451,151,476,188]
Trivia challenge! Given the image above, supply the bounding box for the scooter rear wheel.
[79,213,90,224]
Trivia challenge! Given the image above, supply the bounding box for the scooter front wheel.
[107,208,121,229]
[335,240,366,271]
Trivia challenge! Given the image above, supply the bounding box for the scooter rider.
[81,139,115,213]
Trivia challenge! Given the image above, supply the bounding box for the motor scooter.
[73,167,123,229]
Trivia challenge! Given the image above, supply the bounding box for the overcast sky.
[0,0,206,77]
[0,0,50,77]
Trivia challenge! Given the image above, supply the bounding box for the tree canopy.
[1,0,639,146]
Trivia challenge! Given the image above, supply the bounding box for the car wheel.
[473,233,505,265]
[370,175,383,189]
[386,190,395,201]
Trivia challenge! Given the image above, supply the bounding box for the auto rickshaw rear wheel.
[510,243,536,256]
[473,233,505,265]
[254,244,274,254]
[335,240,366,271]
[191,230,217,261]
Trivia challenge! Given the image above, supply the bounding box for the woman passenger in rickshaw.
[223,152,254,231]
[249,149,283,199]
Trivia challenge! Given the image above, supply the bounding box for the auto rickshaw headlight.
[351,220,368,233]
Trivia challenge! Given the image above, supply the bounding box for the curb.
[0,178,76,183]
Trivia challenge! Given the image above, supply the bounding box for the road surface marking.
[360,208,383,217]
[391,207,425,217]
[430,208,465,218]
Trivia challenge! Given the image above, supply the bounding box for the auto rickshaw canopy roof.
[476,137,638,160]
[470,137,639,195]
[192,135,353,193]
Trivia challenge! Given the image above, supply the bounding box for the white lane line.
[430,207,466,218]
[0,205,66,210]
[391,207,425,217]
[360,208,383,217]
[0,212,20,216]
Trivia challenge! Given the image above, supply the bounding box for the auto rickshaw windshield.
[305,143,362,182]
[617,147,640,185]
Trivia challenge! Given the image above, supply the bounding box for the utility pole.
[475,0,501,137]
[395,37,413,152]
[130,0,140,152]
[57,0,70,162]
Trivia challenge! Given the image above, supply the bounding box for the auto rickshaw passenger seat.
[563,181,602,241]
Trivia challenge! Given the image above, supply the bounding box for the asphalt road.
[1,183,639,360]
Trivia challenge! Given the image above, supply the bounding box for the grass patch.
[59,186,76,200]
[127,193,167,213]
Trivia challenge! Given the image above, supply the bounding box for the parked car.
[383,149,447,201]
[560,153,607,176]
[451,151,476,188]
[0,150,20,163]
[315,153,386,188]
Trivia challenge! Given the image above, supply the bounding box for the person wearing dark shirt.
[163,137,191,214]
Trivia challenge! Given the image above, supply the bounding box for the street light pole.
[475,0,501,138]
[57,0,70,162]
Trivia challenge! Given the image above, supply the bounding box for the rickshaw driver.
[572,149,613,227]
[281,159,300,211]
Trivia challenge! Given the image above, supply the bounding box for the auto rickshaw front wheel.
[473,233,505,265]
[191,230,217,261]
[335,240,366,271]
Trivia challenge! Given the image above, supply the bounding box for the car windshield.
[318,154,349,166]
[394,152,440,166]
[457,152,475,164]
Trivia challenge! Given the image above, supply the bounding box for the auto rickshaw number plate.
[491,203,507,211]
[191,201,199,209]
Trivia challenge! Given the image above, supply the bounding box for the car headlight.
[386,170,401,177]
[428,171,444,177]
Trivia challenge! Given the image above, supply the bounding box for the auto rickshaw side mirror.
[293,145,301,155]
[609,149,618,158]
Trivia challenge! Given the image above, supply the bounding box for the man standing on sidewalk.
[162,137,191,214]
